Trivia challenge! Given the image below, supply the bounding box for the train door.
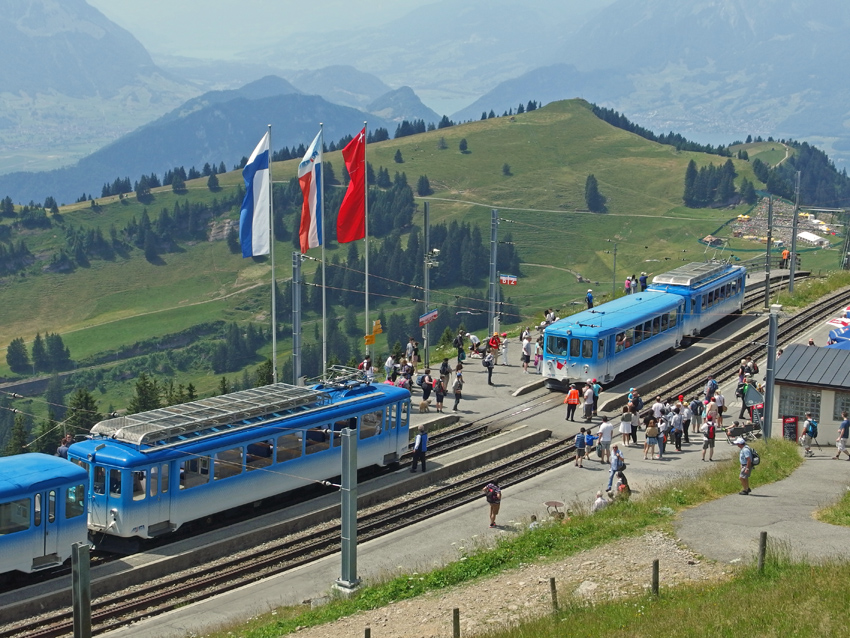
[383,403,400,460]
[148,463,171,526]
[32,489,60,565]
[88,465,120,533]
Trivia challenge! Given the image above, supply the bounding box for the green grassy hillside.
[0,99,835,426]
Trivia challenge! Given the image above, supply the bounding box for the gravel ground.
[289,530,731,638]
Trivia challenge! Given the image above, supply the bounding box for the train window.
[180,457,210,490]
[48,490,56,524]
[661,313,669,331]
[615,332,625,353]
[670,308,677,327]
[161,464,169,493]
[247,441,274,471]
[109,469,122,497]
[598,339,605,359]
[34,494,42,526]
[569,339,581,357]
[0,498,30,534]
[701,295,706,311]
[707,290,714,307]
[66,484,85,519]
[333,418,357,447]
[133,471,146,501]
[624,328,634,349]
[386,405,395,430]
[305,428,330,455]
[634,325,643,344]
[149,468,158,498]
[581,339,593,358]
[360,411,383,439]
[731,280,737,295]
[401,401,410,429]
[93,466,105,494]
[214,448,244,480]
[546,336,569,356]
[651,317,659,335]
[643,321,652,341]
[71,458,89,473]
[276,432,302,462]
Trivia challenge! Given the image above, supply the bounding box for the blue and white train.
[542,262,745,390]
[65,378,410,541]
[0,454,89,574]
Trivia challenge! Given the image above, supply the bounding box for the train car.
[67,378,410,541]
[542,291,685,390]
[0,453,88,574]
[647,261,746,336]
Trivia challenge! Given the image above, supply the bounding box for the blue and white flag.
[239,132,270,257]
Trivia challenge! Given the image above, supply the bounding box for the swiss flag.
[337,128,366,243]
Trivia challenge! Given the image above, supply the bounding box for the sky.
[87,0,436,59]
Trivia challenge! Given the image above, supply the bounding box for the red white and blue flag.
[238,132,270,258]
[298,131,323,252]
[500,274,517,285]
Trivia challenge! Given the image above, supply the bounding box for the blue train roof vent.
[90,383,330,451]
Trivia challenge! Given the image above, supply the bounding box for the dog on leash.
[418,399,431,413]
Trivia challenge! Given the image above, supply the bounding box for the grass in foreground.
[485,548,849,638]
[772,270,850,310]
[211,439,801,638]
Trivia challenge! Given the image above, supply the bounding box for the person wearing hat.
[737,375,753,420]
[466,332,481,357]
[586,289,593,309]
[734,436,753,495]
[639,272,648,291]
[700,416,717,461]
[564,383,581,421]
[499,332,509,366]
[410,425,428,472]
[452,366,464,412]
[488,332,502,365]
[591,378,602,416]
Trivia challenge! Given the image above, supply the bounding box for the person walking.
[700,416,716,461]
[607,443,625,492]
[714,390,726,427]
[575,427,588,467]
[598,416,614,464]
[834,411,850,460]
[619,405,633,446]
[452,367,464,412]
[644,418,659,460]
[410,425,428,472]
[734,437,753,495]
[565,384,580,421]
[586,289,594,309]
[520,335,531,373]
[483,479,502,528]
[800,412,817,457]
[681,401,692,444]
[484,349,495,385]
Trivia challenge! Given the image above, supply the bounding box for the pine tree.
[585,175,606,212]
[416,175,432,196]
[459,139,468,153]
[394,149,404,164]
[45,374,66,420]
[207,172,219,191]
[67,388,102,434]
[31,333,49,372]
[683,160,698,207]
[127,373,162,414]
[6,337,29,373]
[256,358,274,386]
[502,163,512,176]
[3,412,30,456]
[218,377,230,395]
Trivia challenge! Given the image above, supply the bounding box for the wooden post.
[364,629,371,638]
[549,577,559,612]
[453,607,460,638]
[651,559,659,596]
[758,531,768,572]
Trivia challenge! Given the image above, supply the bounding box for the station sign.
[419,309,438,326]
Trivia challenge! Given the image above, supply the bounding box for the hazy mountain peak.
[367,86,440,123]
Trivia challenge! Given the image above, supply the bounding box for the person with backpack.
[738,375,753,419]
[592,379,603,416]
[700,416,717,461]
[586,289,593,309]
[833,411,850,460]
[483,479,502,528]
[420,368,434,401]
[575,427,588,467]
[433,375,446,413]
[452,331,465,363]
[483,349,495,385]
[800,412,818,457]
[734,436,756,495]
[607,443,625,492]
[704,375,718,401]
[439,357,452,389]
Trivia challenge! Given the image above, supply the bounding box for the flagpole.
[363,121,370,358]
[268,124,278,384]
[320,123,328,378]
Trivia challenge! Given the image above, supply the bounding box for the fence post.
[651,559,659,596]
[758,531,768,572]
[364,628,371,638]
[453,607,461,638]
[549,577,559,612]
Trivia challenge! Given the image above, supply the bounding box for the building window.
[833,391,850,421]
[778,385,821,422]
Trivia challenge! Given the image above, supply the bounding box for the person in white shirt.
[466,333,481,356]
[592,491,609,513]
[714,390,725,426]
[597,416,614,463]
[652,396,665,420]
[520,337,532,373]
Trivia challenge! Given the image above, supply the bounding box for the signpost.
[419,309,438,327]
[499,274,517,285]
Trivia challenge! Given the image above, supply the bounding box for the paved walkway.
[676,451,850,563]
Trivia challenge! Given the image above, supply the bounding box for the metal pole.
[763,304,780,439]
[320,124,327,378]
[612,242,617,300]
[336,428,360,591]
[423,202,430,369]
[71,542,91,638]
[363,121,370,356]
[268,124,277,383]
[764,195,773,309]
[789,171,800,291]
[489,209,498,334]
[292,252,302,384]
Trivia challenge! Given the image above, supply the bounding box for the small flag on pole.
[499,274,517,285]
[238,132,270,257]
[298,131,323,252]
[338,127,366,243]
